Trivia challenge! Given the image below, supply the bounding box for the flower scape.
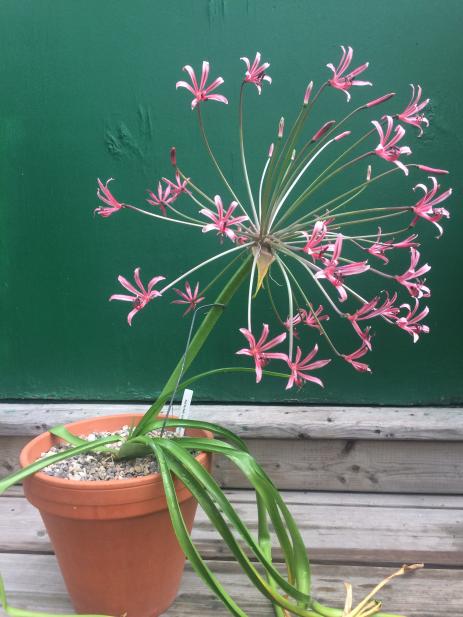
[96,46,452,391]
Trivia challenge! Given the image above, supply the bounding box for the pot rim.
[19,412,212,491]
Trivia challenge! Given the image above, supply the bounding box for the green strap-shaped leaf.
[0,435,121,495]
[147,439,248,617]
[160,439,311,604]
[158,441,320,617]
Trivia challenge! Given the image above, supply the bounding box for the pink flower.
[241,52,272,94]
[284,312,302,340]
[395,248,431,299]
[176,61,228,110]
[395,299,430,343]
[372,116,412,175]
[146,182,175,216]
[110,268,165,326]
[172,281,205,316]
[236,324,287,383]
[95,178,124,218]
[300,220,332,260]
[200,195,248,242]
[299,306,330,332]
[163,171,191,198]
[285,345,331,390]
[342,343,371,373]
[366,228,419,264]
[327,46,372,102]
[397,85,429,137]
[315,235,370,302]
[410,177,451,238]
[348,293,399,348]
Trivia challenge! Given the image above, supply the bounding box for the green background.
[1,0,461,404]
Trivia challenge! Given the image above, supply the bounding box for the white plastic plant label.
[176,388,193,437]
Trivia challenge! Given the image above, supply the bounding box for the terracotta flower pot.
[20,413,212,617]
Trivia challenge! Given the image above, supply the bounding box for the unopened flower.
[410,176,451,238]
[342,342,371,373]
[95,178,124,218]
[395,299,430,343]
[241,52,272,94]
[200,195,248,242]
[372,116,412,175]
[176,61,228,110]
[315,235,370,302]
[146,182,175,216]
[236,324,287,383]
[172,281,205,316]
[163,171,191,198]
[311,120,336,143]
[395,248,431,298]
[110,268,165,326]
[285,345,331,389]
[327,46,372,102]
[416,164,448,175]
[303,81,313,106]
[398,84,430,136]
[364,92,396,108]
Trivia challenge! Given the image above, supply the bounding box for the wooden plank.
[2,491,462,566]
[3,435,463,493]
[1,403,463,441]
[0,553,461,616]
[214,438,463,493]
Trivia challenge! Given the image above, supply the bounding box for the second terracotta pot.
[20,413,212,617]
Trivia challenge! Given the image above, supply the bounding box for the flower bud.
[334,130,351,141]
[364,93,396,108]
[268,143,274,158]
[303,81,313,106]
[278,117,285,138]
[416,164,449,175]
[291,149,296,161]
[366,165,372,181]
[170,147,177,166]
[311,120,336,142]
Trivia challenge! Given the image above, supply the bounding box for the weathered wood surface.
[2,489,462,566]
[3,435,463,493]
[1,403,463,440]
[213,438,463,493]
[0,553,461,616]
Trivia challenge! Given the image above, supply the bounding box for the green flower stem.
[132,256,252,438]
[239,85,258,225]
[330,210,407,229]
[196,106,249,220]
[273,129,376,232]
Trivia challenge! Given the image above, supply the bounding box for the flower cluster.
[97,48,452,390]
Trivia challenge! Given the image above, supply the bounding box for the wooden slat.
[2,490,462,567]
[3,435,463,493]
[0,553,461,616]
[1,403,463,440]
[214,438,463,493]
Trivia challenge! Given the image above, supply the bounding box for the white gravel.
[39,425,176,481]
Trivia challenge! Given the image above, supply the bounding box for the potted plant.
[0,46,452,617]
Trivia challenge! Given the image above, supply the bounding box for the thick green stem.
[132,256,252,437]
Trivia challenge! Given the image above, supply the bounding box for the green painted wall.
[1,0,462,404]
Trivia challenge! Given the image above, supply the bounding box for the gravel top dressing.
[40,426,179,481]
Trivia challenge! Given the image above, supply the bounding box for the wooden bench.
[1,404,462,616]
